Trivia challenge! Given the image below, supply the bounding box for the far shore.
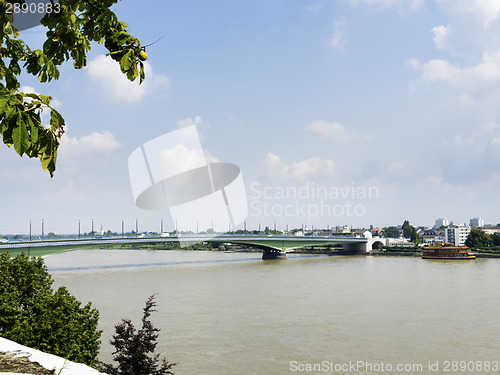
[3,244,500,259]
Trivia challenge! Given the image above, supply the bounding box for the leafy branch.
[0,0,147,176]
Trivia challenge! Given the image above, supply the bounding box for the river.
[45,250,500,375]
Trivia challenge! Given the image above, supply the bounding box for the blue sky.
[2,0,500,234]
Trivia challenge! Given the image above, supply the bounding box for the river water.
[45,250,500,375]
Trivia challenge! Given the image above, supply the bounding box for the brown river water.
[45,250,500,375]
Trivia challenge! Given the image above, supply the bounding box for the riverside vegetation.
[0,253,176,374]
[0,252,101,366]
[97,295,176,375]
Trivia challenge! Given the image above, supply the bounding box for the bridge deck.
[0,235,368,257]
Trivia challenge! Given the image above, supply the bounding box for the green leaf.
[4,69,19,90]
[0,96,9,112]
[39,70,48,83]
[12,114,29,156]
[28,117,39,144]
[8,59,20,75]
[119,49,134,72]
[22,93,40,101]
[39,134,58,177]
[139,61,145,84]
[49,108,64,131]
[126,62,138,81]
[1,117,14,146]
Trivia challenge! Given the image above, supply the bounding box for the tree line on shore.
[465,228,500,249]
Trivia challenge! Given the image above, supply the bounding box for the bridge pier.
[262,250,287,260]
[342,242,368,254]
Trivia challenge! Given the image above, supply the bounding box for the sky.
[2,0,500,235]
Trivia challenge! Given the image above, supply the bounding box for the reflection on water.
[45,250,500,375]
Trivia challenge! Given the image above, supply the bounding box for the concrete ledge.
[0,337,106,375]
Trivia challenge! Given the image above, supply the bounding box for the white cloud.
[86,55,169,104]
[306,120,371,142]
[431,25,449,51]
[20,85,36,93]
[329,18,347,49]
[388,162,404,173]
[429,0,500,57]
[160,144,206,173]
[347,0,424,13]
[409,0,500,101]
[436,127,500,183]
[177,116,207,129]
[203,150,221,163]
[60,131,121,156]
[453,134,474,147]
[408,51,500,88]
[263,152,335,180]
[469,51,500,80]
[491,137,500,146]
[484,121,499,132]
[385,162,412,181]
[302,0,326,12]
[407,58,460,82]
[177,116,210,139]
[435,0,500,25]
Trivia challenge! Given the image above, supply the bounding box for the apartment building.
[445,224,470,246]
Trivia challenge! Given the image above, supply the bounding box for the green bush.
[0,252,101,366]
[97,294,176,375]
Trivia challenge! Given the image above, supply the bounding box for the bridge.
[202,235,370,259]
[0,235,377,259]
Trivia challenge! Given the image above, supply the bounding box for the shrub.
[97,294,176,375]
[0,252,101,366]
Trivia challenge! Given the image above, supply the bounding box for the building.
[387,237,413,247]
[362,230,372,238]
[434,218,449,228]
[334,225,352,235]
[420,229,439,244]
[444,224,470,246]
[481,226,500,235]
[470,217,484,227]
[435,228,446,243]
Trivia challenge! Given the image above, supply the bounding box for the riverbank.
[0,338,104,375]
[370,250,419,256]
[370,250,500,258]
[4,242,500,259]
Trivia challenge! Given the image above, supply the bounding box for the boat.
[421,243,475,260]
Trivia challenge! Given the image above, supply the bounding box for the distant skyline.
[2,0,500,234]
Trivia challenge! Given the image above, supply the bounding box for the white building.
[445,224,470,246]
[482,226,500,235]
[387,237,413,247]
[470,217,484,227]
[434,218,449,228]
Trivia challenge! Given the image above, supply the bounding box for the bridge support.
[342,242,368,254]
[262,249,287,260]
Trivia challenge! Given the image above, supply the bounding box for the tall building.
[445,224,470,246]
[434,218,449,228]
[470,217,484,227]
